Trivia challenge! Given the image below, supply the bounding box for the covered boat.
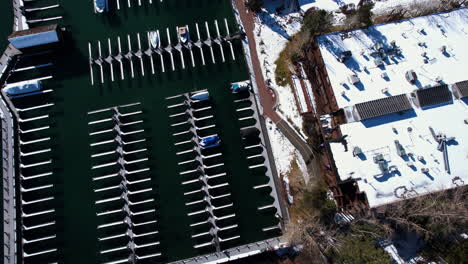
[199,136,221,149]
[3,80,42,97]
[94,0,108,13]
[190,91,210,101]
[230,80,251,93]
[149,31,160,49]
[178,26,190,44]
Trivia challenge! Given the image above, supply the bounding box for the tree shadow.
[257,9,290,40]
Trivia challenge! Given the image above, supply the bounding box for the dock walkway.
[0,44,20,264]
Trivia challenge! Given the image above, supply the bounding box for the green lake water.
[0,0,13,262]
[1,1,280,263]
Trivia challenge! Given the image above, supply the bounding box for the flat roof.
[330,97,468,207]
[323,8,468,208]
[317,7,468,109]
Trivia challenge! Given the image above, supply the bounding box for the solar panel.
[355,94,412,120]
[455,80,468,98]
[416,84,452,108]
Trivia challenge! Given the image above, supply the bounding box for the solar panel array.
[416,84,452,108]
[454,80,468,98]
[355,94,412,120]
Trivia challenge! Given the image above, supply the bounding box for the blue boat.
[94,0,108,13]
[230,81,250,93]
[199,136,220,149]
[190,91,210,101]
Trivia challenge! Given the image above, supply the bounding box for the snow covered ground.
[299,0,361,13]
[254,1,304,131]
[266,117,310,181]
[253,1,311,178]
[299,0,465,24]
[299,0,455,13]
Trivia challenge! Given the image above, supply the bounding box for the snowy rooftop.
[322,8,468,208]
[299,0,361,13]
[317,8,468,109]
[330,97,468,207]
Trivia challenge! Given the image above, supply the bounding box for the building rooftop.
[330,98,467,207]
[317,8,468,109]
[299,0,361,12]
[319,8,468,208]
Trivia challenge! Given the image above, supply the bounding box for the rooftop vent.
[348,74,360,84]
[374,57,384,67]
[394,140,406,157]
[352,146,362,157]
[373,154,389,174]
[405,70,418,84]
[374,42,384,51]
[339,50,352,62]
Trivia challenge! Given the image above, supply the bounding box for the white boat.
[149,31,160,49]
[178,26,190,44]
[94,0,108,13]
[230,80,251,93]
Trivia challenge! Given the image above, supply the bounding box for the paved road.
[233,0,314,164]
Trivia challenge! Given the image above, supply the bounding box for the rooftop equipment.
[348,74,360,84]
[394,140,406,157]
[339,50,352,62]
[352,146,362,157]
[373,154,389,174]
[429,127,455,174]
[405,70,418,84]
[374,57,383,67]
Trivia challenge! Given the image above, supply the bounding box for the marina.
[0,0,285,263]
[87,19,239,85]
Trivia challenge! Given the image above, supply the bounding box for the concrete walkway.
[232,0,314,164]
[0,45,19,264]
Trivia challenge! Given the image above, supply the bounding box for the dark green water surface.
[2,1,280,263]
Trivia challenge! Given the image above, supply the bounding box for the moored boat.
[149,31,160,49]
[178,26,190,44]
[230,80,251,93]
[190,91,210,101]
[94,0,108,13]
[199,136,221,149]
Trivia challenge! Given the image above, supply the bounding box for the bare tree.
[377,186,468,239]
